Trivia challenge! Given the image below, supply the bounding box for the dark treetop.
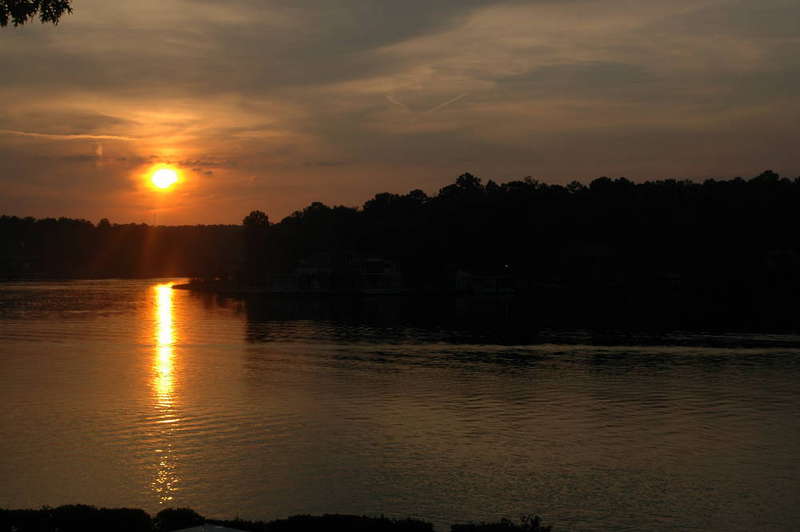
[0,0,72,27]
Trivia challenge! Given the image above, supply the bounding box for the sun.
[151,168,179,190]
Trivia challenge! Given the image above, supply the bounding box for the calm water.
[1,280,799,531]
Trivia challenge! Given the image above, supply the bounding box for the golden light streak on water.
[155,284,175,403]
[151,282,179,503]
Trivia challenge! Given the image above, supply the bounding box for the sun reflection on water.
[155,284,175,403]
[151,283,179,503]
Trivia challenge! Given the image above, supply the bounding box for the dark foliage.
[248,170,800,331]
[243,210,270,282]
[155,507,205,531]
[0,505,151,532]
[0,0,72,26]
[0,217,241,279]
[208,514,435,532]
[258,170,800,284]
[4,169,800,330]
[1,507,535,532]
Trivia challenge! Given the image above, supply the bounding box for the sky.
[1,0,798,224]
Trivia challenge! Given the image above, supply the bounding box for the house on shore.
[271,253,405,294]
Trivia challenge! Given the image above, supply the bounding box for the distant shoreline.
[171,279,800,336]
[171,279,482,298]
[5,277,800,339]
[0,275,190,283]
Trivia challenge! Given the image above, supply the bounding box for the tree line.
[245,170,800,286]
[0,217,240,279]
[241,169,800,330]
[4,169,800,329]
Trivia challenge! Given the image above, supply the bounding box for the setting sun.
[151,168,179,190]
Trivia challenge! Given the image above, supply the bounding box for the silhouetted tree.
[3,507,536,532]
[243,209,269,229]
[155,507,204,532]
[0,0,72,26]
[5,168,800,330]
[0,216,241,279]
[243,210,270,281]
[231,169,800,330]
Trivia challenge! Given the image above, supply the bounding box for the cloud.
[0,129,135,141]
[0,0,798,223]
[657,0,800,39]
[496,61,653,91]
[179,158,238,169]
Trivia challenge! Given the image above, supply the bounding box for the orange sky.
[1,0,798,224]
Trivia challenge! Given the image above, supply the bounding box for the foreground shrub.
[209,514,435,532]
[1,506,551,532]
[155,507,204,531]
[0,505,152,532]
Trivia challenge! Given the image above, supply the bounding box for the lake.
[1,279,798,531]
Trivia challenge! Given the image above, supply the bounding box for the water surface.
[1,279,799,531]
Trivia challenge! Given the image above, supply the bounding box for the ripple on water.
[1,280,800,531]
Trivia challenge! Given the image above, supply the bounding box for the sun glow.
[150,167,179,190]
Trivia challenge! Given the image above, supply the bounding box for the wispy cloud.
[426,93,468,113]
[0,129,136,141]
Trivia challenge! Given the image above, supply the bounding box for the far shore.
[171,279,480,297]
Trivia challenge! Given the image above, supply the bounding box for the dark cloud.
[659,0,800,38]
[0,110,134,135]
[494,61,655,97]
[179,158,237,169]
[55,154,102,162]
[302,160,350,168]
